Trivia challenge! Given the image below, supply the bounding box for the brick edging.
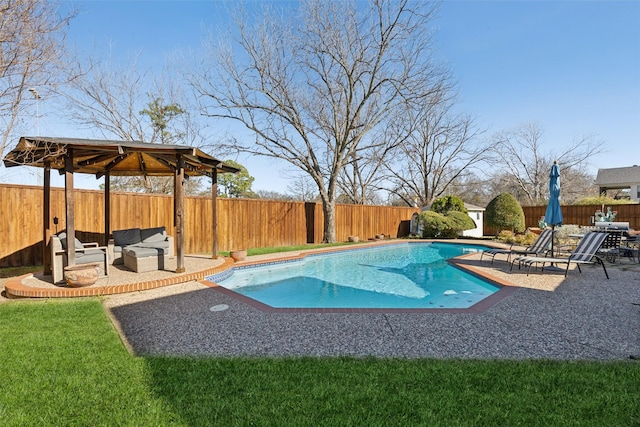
[4,257,235,299]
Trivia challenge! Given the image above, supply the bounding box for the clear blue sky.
[8,0,640,193]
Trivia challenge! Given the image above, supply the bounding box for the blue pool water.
[212,242,499,309]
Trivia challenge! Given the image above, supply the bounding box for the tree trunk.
[322,199,337,243]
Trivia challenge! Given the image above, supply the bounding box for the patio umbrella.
[544,161,563,257]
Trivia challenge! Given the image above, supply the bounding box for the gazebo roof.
[3,136,240,178]
[2,136,238,274]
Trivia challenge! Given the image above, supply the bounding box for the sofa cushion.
[75,250,106,264]
[57,232,84,250]
[141,226,166,243]
[135,240,170,249]
[133,241,170,254]
[113,228,142,247]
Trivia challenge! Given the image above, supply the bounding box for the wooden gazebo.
[3,136,240,275]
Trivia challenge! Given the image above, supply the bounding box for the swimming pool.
[210,242,500,309]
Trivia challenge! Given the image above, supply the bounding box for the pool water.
[213,242,499,309]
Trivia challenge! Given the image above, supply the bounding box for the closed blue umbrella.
[544,161,563,257]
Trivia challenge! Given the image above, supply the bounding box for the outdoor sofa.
[108,226,174,272]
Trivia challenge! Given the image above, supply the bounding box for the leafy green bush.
[485,193,525,234]
[419,211,452,238]
[430,196,468,214]
[419,210,475,238]
[518,230,539,246]
[497,229,538,246]
[446,210,476,232]
[497,230,516,244]
[574,195,637,205]
[553,224,583,245]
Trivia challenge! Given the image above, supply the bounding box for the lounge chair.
[512,231,609,279]
[481,228,554,264]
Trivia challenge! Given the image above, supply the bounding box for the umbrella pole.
[546,224,564,271]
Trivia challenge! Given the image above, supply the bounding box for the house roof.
[3,136,240,178]
[594,165,640,187]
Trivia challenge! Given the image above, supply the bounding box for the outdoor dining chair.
[594,229,623,263]
[619,233,640,264]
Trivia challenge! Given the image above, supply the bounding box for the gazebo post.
[43,161,51,275]
[104,172,111,246]
[212,169,218,259]
[175,154,185,273]
[64,148,76,266]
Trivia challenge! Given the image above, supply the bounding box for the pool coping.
[201,241,520,314]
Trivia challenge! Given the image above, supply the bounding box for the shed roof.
[3,136,240,178]
[594,165,640,187]
[419,202,485,212]
[464,203,485,211]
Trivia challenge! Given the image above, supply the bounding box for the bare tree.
[491,122,604,205]
[560,167,599,204]
[62,53,147,142]
[0,0,75,163]
[338,154,382,205]
[286,175,319,202]
[383,93,488,207]
[337,119,404,205]
[447,172,494,207]
[256,189,293,201]
[60,55,205,194]
[191,0,445,242]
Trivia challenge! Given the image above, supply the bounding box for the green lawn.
[1,299,638,426]
[0,265,43,278]
[218,241,365,257]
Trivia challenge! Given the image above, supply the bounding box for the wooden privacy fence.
[483,204,640,236]
[4,183,638,267]
[0,184,418,267]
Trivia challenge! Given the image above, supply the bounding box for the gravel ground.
[102,251,640,361]
[3,243,639,360]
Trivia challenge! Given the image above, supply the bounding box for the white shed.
[461,203,485,238]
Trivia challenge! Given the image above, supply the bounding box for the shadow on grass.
[142,356,640,426]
